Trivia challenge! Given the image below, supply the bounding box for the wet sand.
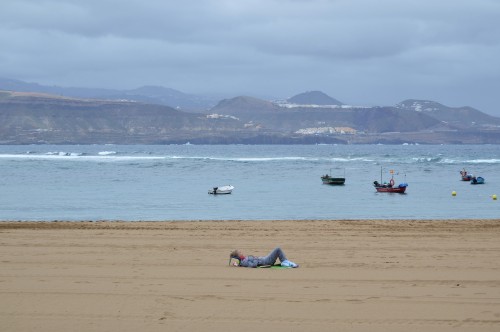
[1,219,500,331]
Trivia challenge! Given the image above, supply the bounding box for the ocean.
[0,144,498,221]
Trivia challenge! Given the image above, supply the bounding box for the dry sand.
[1,219,500,332]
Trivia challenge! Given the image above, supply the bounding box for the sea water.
[0,144,498,221]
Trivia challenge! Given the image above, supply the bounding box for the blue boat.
[471,176,485,185]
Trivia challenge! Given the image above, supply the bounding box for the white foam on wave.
[98,151,117,156]
[164,155,381,163]
[438,158,457,164]
[43,151,84,156]
[230,157,314,162]
[3,152,496,165]
[165,155,318,162]
[0,153,164,161]
[412,157,442,163]
[437,158,500,164]
[329,157,375,162]
[468,159,500,164]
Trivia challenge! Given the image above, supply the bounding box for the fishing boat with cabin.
[321,168,345,185]
[373,168,408,193]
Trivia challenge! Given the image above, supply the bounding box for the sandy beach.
[1,219,500,332]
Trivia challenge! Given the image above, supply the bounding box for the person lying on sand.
[229,247,298,268]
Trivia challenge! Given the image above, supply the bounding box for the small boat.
[208,185,234,194]
[374,168,407,193]
[373,181,408,193]
[321,175,345,185]
[460,169,472,181]
[470,176,485,185]
[321,168,345,185]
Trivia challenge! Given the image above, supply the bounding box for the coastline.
[2,218,499,229]
[1,219,500,331]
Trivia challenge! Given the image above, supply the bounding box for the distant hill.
[207,94,500,143]
[0,77,118,99]
[0,90,242,144]
[287,91,343,106]
[210,95,441,133]
[97,85,217,111]
[396,99,500,129]
[0,77,216,111]
[1,90,348,144]
[209,96,281,116]
[2,83,500,144]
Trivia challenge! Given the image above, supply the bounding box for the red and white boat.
[374,168,408,194]
[460,169,472,181]
[373,181,407,193]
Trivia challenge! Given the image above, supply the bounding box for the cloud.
[1,0,499,115]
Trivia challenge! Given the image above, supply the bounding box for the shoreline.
[2,218,500,331]
[1,218,499,228]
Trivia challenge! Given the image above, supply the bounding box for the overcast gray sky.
[1,0,499,115]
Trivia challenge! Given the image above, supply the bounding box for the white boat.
[208,185,234,195]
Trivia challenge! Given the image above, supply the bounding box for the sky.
[1,0,499,115]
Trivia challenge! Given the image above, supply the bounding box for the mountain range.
[0,77,217,111]
[1,77,500,144]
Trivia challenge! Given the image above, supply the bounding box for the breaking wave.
[0,152,164,162]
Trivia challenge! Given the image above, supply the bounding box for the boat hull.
[470,177,485,185]
[208,185,234,194]
[375,186,407,193]
[321,176,345,185]
[460,170,472,181]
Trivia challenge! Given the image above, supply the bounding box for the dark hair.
[230,249,240,258]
